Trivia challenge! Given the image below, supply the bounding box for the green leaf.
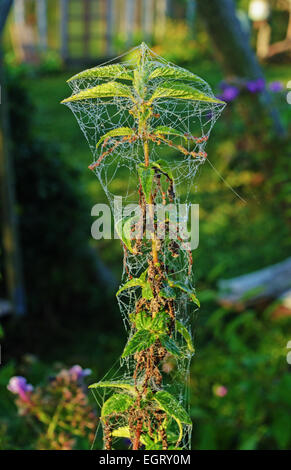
[61,81,134,104]
[112,426,147,445]
[154,391,191,425]
[112,426,131,439]
[122,329,156,358]
[115,214,140,253]
[149,81,225,105]
[142,281,154,300]
[159,334,182,357]
[153,126,187,142]
[168,279,200,307]
[151,311,169,332]
[96,127,135,149]
[135,311,153,330]
[176,320,195,354]
[139,268,148,282]
[101,393,134,417]
[89,380,136,394]
[159,286,176,299]
[116,277,145,297]
[154,390,192,444]
[151,159,174,181]
[137,163,155,203]
[148,66,204,83]
[67,64,134,82]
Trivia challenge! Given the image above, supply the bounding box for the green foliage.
[62,81,133,103]
[154,390,191,425]
[116,275,146,296]
[101,393,134,417]
[176,320,195,354]
[148,66,204,83]
[149,81,224,104]
[159,334,182,357]
[137,164,156,203]
[154,390,192,443]
[153,126,188,142]
[122,329,156,358]
[167,279,200,307]
[89,381,136,394]
[68,64,133,83]
[96,127,135,149]
[190,305,291,450]
[115,215,138,253]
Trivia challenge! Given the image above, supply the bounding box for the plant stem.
[132,418,143,450]
[143,140,159,265]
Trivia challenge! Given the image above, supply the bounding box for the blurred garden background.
[0,0,291,450]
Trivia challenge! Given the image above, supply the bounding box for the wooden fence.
[10,0,196,63]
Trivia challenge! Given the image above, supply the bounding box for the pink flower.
[7,376,33,402]
[214,385,228,397]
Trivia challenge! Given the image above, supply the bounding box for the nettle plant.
[62,43,225,450]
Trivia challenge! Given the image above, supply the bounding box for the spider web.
[62,43,225,450]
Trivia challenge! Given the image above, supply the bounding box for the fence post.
[36,0,47,52]
[13,0,25,24]
[155,0,167,40]
[142,0,154,42]
[60,0,69,62]
[106,0,114,56]
[125,0,135,47]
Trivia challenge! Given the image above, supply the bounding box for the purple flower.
[218,85,240,102]
[7,376,33,402]
[69,365,92,381]
[268,81,283,93]
[246,78,265,93]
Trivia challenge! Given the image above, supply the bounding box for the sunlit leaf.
[67,64,134,83]
[149,66,204,83]
[89,380,136,394]
[135,311,153,330]
[142,281,154,300]
[116,277,145,297]
[61,81,134,104]
[153,126,188,142]
[154,391,191,424]
[122,329,156,357]
[154,390,192,444]
[96,127,136,149]
[149,81,225,105]
[112,426,147,445]
[101,393,134,417]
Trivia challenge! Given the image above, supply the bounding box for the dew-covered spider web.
[62,43,226,450]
